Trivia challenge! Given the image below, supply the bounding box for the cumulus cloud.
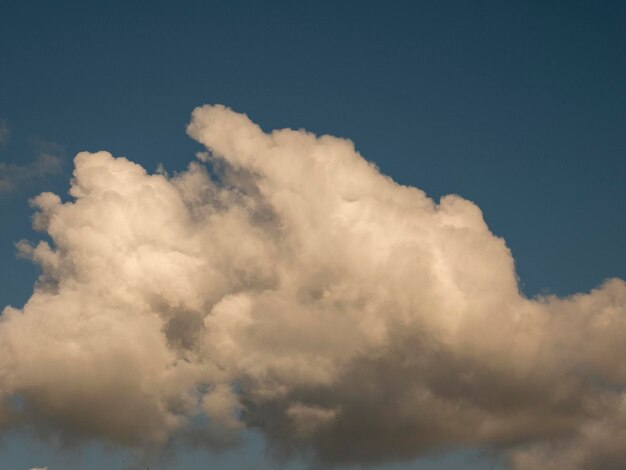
[0,105,624,469]
[0,142,63,193]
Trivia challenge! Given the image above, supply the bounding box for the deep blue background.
[0,1,624,468]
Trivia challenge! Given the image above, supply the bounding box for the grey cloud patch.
[0,144,63,193]
[0,120,9,146]
[0,105,624,469]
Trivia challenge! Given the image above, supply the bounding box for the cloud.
[510,394,626,469]
[0,120,9,146]
[0,105,624,469]
[0,141,63,193]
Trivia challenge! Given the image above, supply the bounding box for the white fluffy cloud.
[1,105,624,468]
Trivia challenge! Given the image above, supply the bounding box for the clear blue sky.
[0,1,624,469]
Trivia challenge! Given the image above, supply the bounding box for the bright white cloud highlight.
[1,105,624,469]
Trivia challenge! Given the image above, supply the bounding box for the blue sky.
[0,1,624,469]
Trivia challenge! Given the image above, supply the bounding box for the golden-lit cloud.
[1,105,624,469]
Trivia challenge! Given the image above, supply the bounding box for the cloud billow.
[1,105,624,469]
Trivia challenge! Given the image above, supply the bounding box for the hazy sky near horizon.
[0,1,624,469]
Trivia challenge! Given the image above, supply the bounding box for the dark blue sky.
[0,1,624,469]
